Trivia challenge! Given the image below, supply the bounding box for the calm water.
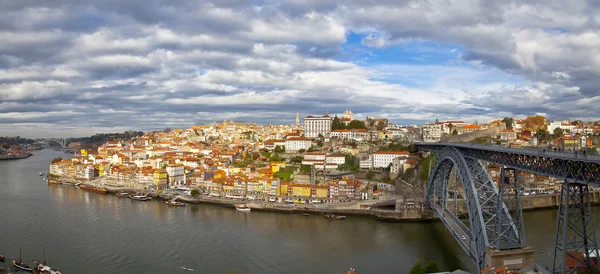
[0,149,594,273]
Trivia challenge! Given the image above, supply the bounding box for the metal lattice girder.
[416,143,600,185]
[553,182,600,274]
[494,168,526,250]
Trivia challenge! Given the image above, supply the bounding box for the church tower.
[296,112,300,127]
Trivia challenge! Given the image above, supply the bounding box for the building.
[326,154,345,165]
[500,129,517,142]
[359,155,373,169]
[263,139,286,150]
[153,169,168,191]
[373,151,410,168]
[329,128,369,140]
[166,164,185,188]
[423,123,444,142]
[285,137,312,152]
[304,112,333,138]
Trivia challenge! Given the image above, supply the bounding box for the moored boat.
[13,249,33,272]
[235,204,251,212]
[302,213,310,216]
[324,214,346,220]
[116,192,131,197]
[165,200,185,207]
[78,184,107,194]
[36,262,61,274]
[47,179,59,185]
[0,254,4,262]
[130,194,152,201]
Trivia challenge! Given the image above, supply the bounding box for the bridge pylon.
[553,181,600,274]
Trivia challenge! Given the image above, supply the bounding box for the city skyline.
[1,1,599,138]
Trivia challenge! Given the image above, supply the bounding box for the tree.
[409,261,424,274]
[366,171,374,180]
[51,157,63,164]
[376,120,386,131]
[290,156,303,163]
[346,120,367,129]
[191,189,200,196]
[423,261,440,273]
[408,144,418,154]
[332,115,344,130]
[553,127,564,136]
[537,129,550,142]
[274,145,285,154]
[307,147,314,152]
[502,117,514,129]
[452,129,458,135]
[298,149,306,153]
[524,115,547,131]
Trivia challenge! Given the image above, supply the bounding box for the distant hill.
[0,136,35,146]
[69,131,144,148]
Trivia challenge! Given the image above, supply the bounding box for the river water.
[0,149,593,273]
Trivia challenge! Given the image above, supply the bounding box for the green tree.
[298,149,306,153]
[502,117,514,129]
[51,157,63,164]
[537,129,550,142]
[408,144,418,154]
[423,261,440,273]
[190,189,200,196]
[553,127,564,136]
[346,120,366,129]
[332,115,344,130]
[307,147,314,152]
[290,156,303,163]
[274,145,285,153]
[452,129,458,135]
[409,261,424,274]
[300,164,312,174]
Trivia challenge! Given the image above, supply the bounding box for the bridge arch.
[426,146,523,271]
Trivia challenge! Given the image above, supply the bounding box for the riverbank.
[0,153,32,160]
[48,176,595,222]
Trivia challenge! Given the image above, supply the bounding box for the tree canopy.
[553,127,564,136]
[332,115,345,130]
[502,117,514,129]
[346,120,366,129]
[524,115,547,131]
[51,157,63,164]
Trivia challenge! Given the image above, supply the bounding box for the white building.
[359,155,373,169]
[373,151,410,168]
[326,154,345,165]
[304,113,333,138]
[548,121,575,134]
[285,137,312,152]
[330,128,369,140]
[302,152,326,165]
[166,164,185,188]
[422,123,444,142]
[84,165,96,180]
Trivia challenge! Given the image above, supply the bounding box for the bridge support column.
[553,181,600,274]
[484,246,536,271]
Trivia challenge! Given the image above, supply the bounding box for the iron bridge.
[416,143,600,274]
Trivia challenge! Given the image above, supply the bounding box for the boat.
[130,194,152,201]
[180,266,194,271]
[39,172,43,176]
[116,192,131,197]
[165,200,186,207]
[36,249,62,274]
[324,214,346,220]
[302,213,310,216]
[235,204,251,212]
[78,184,108,194]
[47,179,60,185]
[12,249,33,272]
[75,182,82,187]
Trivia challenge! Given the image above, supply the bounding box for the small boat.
[180,266,194,271]
[302,213,310,216]
[235,204,251,212]
[79,184,108,194]
[13,249,33,272]
[36,249,61,274]
[39,172,43,176]
[130,194,152,201]
[165,200,186,207]
[75,182,82,187]
[324,214,346,220]
[116,192,131,197]
[0,254,4,262]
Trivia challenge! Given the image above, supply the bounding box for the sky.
[1,0,600,138]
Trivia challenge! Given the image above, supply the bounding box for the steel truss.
[417,143,600,185]
[426,147,523,272]
[553,182,600,274]
[494,168,525,250]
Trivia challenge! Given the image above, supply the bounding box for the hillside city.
[43,111,600,204]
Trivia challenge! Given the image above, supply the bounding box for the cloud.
[0,0,598,138]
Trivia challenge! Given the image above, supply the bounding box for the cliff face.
[395,157,428,202]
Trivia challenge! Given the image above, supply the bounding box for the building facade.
[304,113,333,138]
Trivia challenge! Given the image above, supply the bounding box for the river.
[0,149,593,273]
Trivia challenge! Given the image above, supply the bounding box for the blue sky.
[0,1,598,137]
